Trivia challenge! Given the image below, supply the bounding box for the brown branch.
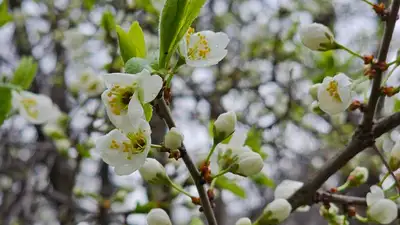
[154,97,218,225]
[315,191,366,206]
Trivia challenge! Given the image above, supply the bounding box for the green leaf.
[394,99,400,112]
[11,57,38,90]
[158,0,206,68]
[83,0,96,10]
[116,25,137,63]
[189,217,205,225]
[76,143,91,158]
[128,22,147,58]
[215,176,246,198]
[0,86,12,126]
[250,173,275,187]
[245,127,267,159]
[143,103,153,122]
[0,0,12,27]
[133,202,160,213]
[101,11,116,33]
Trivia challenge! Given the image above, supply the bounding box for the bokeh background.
[1,0,400,224]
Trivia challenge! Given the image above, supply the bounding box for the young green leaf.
[116,25,137,63]
[158,0,189,68]
[215,176,246,198]
[143,103,153,122]
[83,0,96,10]
[128,22,147,58]
[0,86,12,126]
[250,173,275,187]
[0,0,12,27]
[101,11,116,33]
[11,57,38,90]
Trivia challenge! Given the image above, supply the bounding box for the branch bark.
[154,97,218,225]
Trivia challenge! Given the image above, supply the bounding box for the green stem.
[389,194,400,200]
[355,214,369,223]
[382,65,399,85]
[212,168,230,180]
[378,172,390,187]
[205,143,217,164]
[387,60,399,67]
[336,181,350,192]
[336,43,364,59]
[361,0,374,6]
[210,177,218,190]
[168,180,193,198]
[151,144,163,149]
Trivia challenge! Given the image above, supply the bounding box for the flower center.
[326,80,341,102]
[21,98,39,119]
[106,84,136,115]
[186,28,211,60]
[109,130,147,160]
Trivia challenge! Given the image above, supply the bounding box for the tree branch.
[154,97,218,225]
[254,1,400,221]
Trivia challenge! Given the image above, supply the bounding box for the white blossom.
[214,111,236,141]
[235,217,252,225]
[147,208,172,225]
[95,119,152,175]
[390,139,400,170]
[164,127,183,150]
[317,73,353,115]
[299,23,335,51]
[180,28,229,67]
[70,68,105,97]
[12,91,57,124]
[366,185,398,224]
[274,180,303,199]
[139,158,168,184]
[101,70,162,128]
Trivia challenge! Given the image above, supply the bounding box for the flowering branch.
[153,97,218,225]
[276,0,400,213]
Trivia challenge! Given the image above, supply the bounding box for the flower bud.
[389,140,400,170]
[262,199,292,224]
[214,111,236,142]
[346,166,368,187]
[164,127,184,150]
[139,158,169,184]
[232,151,263,177]
[42,123,66,140]
[147,208,172,225]
[124,57,151,74]
[299,23,336,51]
[309,83,321,100]
[319,203,339,218]
[55,139,71,151]
[367,199,398,224]
[235,217,252,225]
[310,101,323,114]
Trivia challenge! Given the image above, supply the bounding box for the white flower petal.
[334,73,352,86]
[17,91,55,124]
[95,129,131,166]
[140,74,163,103]
[228,129,248,148]
[366,185,385,206]
[274,180,304,199]
[103,73,139,88]
[114,164,141,176]
[368,199,398,224]
[127,95,145,126]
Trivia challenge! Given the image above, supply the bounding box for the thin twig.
[154,97,218,225]
[372,144,400,190]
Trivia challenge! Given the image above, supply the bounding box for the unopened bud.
[347,166,368,187]
[164,127,183,150]
[147,208,172,225]
[235,217,252,225]
[214,111,236,143]
[139,158,169,184]
[299,23,337,51]
[231,151,264,177]
[124,57,151,74]
[389,140,400,170]
[262,199,292,224]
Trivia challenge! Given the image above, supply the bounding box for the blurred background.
[1,0,400,224]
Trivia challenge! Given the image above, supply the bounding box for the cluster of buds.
[363,55,388,79]
[199,161,212,184]
[348,100,366,112]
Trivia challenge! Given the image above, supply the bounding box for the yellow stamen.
[326,80,341,102]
